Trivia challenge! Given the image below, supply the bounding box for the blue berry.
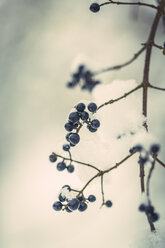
[62,185,71,191]
[78,196,85,202]
[66,133,72,142]
[67,81,76,88]
[70,142,76,147]
[89,3,100,13]
[78,202,88,212]
[67,164,75,173]
[69,133,80,145]
[68,112,80,124]
[65,207,72,213]
[80,111,89,121]
[73,123,79,129]
[105,200,113,208]
[146,205,155,214]
[63,144,70,151]
[88,195,96,202]
[52,201,63,211]
[65,122,73,132]
[139,204,146,212]
[57,162,66,171]
[87,102,97,112]
[91,119,100,129]
[75,103,86,112]
[68,198,80,211]
[150,144,160,154]
[134,145,143,152]
[87,125,97,132]
[49,153,57,163]
[58,193,66,202]
[150,212,159,222]
[138,156,148,165]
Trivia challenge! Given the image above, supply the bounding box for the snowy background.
[0,0,165,247]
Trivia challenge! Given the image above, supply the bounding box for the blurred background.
[0,0,165,247]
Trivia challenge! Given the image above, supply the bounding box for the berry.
[89,3,100,13]
[75,103,86,112]
[87,102,97,112]
[139,204,146,212]
[80,111,89,121]
[105,200,113,208]
[52,201,62,211]
[66,133,72,142]
[49,153,57,163]
[58,193,66,202]
[146,205,155,214]
[138,156,148,165]
[73,123,79,129]
[78,196,85,202]
[65,207,72,213]
[69,133,80,145]
[62,185,71,191]
[150,212,159,222]
[63,144,70,151]
[88,195,96,202]
[68,198,80,210]
[150,144,160,154]
[68,112,80,124]
[67,81,76,88]
[78,202,88,212]
[67,164,75,173]
[87,125,97,133]
[65,122,73,132]
[134,145,143,152]
[57,162,66,171]
[91,119,100,129]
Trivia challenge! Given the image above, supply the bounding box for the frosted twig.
[149,84,165,91]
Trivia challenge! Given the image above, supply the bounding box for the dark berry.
[65,207,72,213]
[62,185,71,191]
[105,200,113,208]
[70,142,76,147]
[87,102,97,112]
[78,202,88,212]
[68,198,80,211]
[67,164,75,173]
[87,125,97,133]
[58,193,66,202]
[138,156,148,165]
[49,153,57,163]
[146,205,155,214]
[134,145,143,152]
[65,122,73,132]
[139,204,146,212]
[75,103,86,112]
[78,196,85,202]
[67,81,76,88]
[52,201,62,211]
[68,112,80,124]
[69,133,80,145]
[89,3,100,13]
[73,123,79,129]
[63,144,70,151]
[66,133,72,142]
[91,119,100,129]
[150,212,159,222]
[57,162,66,171]
[80,111,89,121]
[88,195,96,202]
[150,144,160,154]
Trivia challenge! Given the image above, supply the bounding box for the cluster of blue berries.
[52,185,96,213]
[64,102,100,148]
[89,3,100,13]
[129,143,160,165]
[67,65,101,92]
[49,153,75,173]
[139,203,159,222]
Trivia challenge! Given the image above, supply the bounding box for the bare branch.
[149,84,165,91]
[100,175,105,206]
[97,84,142,111]
[100,1,158,10]
[93,46,146,76]
[139,162,145,193]
[152,156,165,168]
[146,159,156,205]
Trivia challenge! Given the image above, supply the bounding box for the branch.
[97,84,142,111]
[100,175,105,206]
[93,46,146,76]
[139,161,145,193]
[54,153,101,172]
[146,159,156,205]
[152,155,165,168]
[149,84,165,91]
[100,1,158,10]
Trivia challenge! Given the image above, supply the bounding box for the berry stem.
[146,158,156,205]
[100,1,158,10]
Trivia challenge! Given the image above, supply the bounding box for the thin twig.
[101,175,105,205]
[146,159,156,205]
[93,46,146,76]
[149,84,165,91]
[54,153,101,172]
[152,155,165,168]
[97,84,142,111]
[139,161,145,193]
[100,1,158,10]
